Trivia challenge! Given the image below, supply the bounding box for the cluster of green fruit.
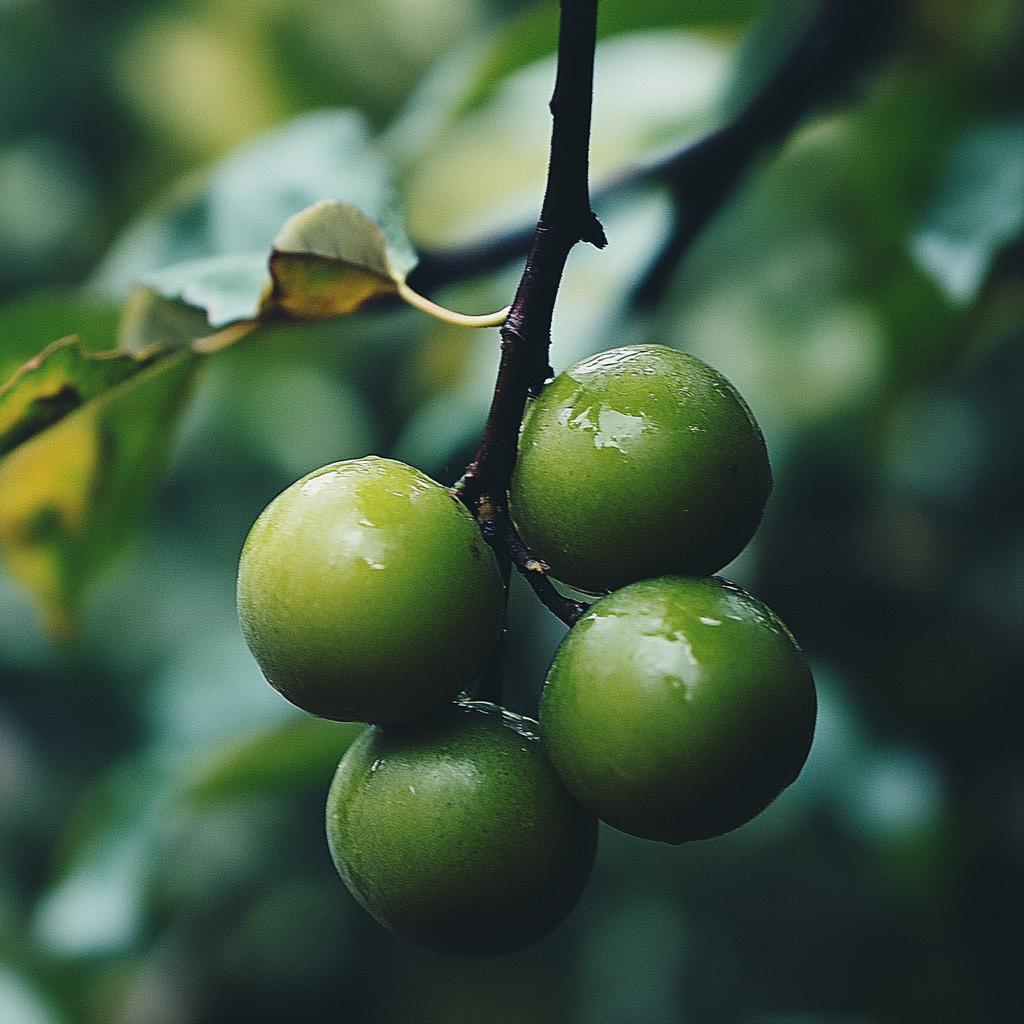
[236,344,816,955]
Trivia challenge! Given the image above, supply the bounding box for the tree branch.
[442,0,901,643]
[450,0,603,636]
[454,0,604,507]
[631,0,901,307]
[448,4,598,688]
[457,0,605,510]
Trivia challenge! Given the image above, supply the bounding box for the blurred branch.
[410,0,903,305]
[454,0,604,631]
[630,0,903,308]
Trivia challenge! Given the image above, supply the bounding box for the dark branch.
[443,0,901,637]
[452,0,603,632]
[455,0,604,512]
[470,517,588,702]
[410,0,902,302]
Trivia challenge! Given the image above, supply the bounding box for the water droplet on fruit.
[564,405,650,452]
[300,473,339,497]
[569,347,639,380]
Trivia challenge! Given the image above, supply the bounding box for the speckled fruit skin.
[540,576,816,844]
[510,345,771,593]
[237,457,504,724]
[325,701,598,955]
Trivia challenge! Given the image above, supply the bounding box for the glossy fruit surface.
[510,344,771,593]
[237,457,503,723]
[541,576,816,844]
[326,701,598,955]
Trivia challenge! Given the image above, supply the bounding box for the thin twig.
[502,519,589,626]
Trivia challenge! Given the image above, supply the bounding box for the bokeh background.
[1,1,1022,1022]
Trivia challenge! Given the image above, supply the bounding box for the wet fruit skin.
[237,457,504,724]
[326,702,598,955]
[510,344,772,593]
[540,576,816,844]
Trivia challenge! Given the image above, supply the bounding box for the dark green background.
[1,1,1021,1022]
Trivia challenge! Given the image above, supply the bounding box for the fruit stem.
[455,0,605,637]
[395,280,510,328]
[501,518,589,626]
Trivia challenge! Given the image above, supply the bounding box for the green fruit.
[326,702,598,955]
[510,344,771,593]
[541,576,815,844]
[237,457,504,724]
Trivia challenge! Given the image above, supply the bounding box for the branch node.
[581,212,608,249]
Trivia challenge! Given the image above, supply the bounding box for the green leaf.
[911,119,1024,304]
[136,254,271,329]
[146,197,503,333]
[89,109,499,335]
[0,337,160,457]
[116,285,215,354]
[0,112,469,631]
[263,199,414,319]
[0,291,121,385]
[183,716,364,807]
[0,350,198,635]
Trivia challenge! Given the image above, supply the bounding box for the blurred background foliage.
[1,0,1022,1022]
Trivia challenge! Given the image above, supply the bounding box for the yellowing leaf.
[264,199,508,327]
[0,351,198,634]
[262,199,412,319]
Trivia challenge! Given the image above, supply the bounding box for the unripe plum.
[511,345,771,592]
[541,576,816,843]
[237,457,504,723]
[326,701,598,954]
